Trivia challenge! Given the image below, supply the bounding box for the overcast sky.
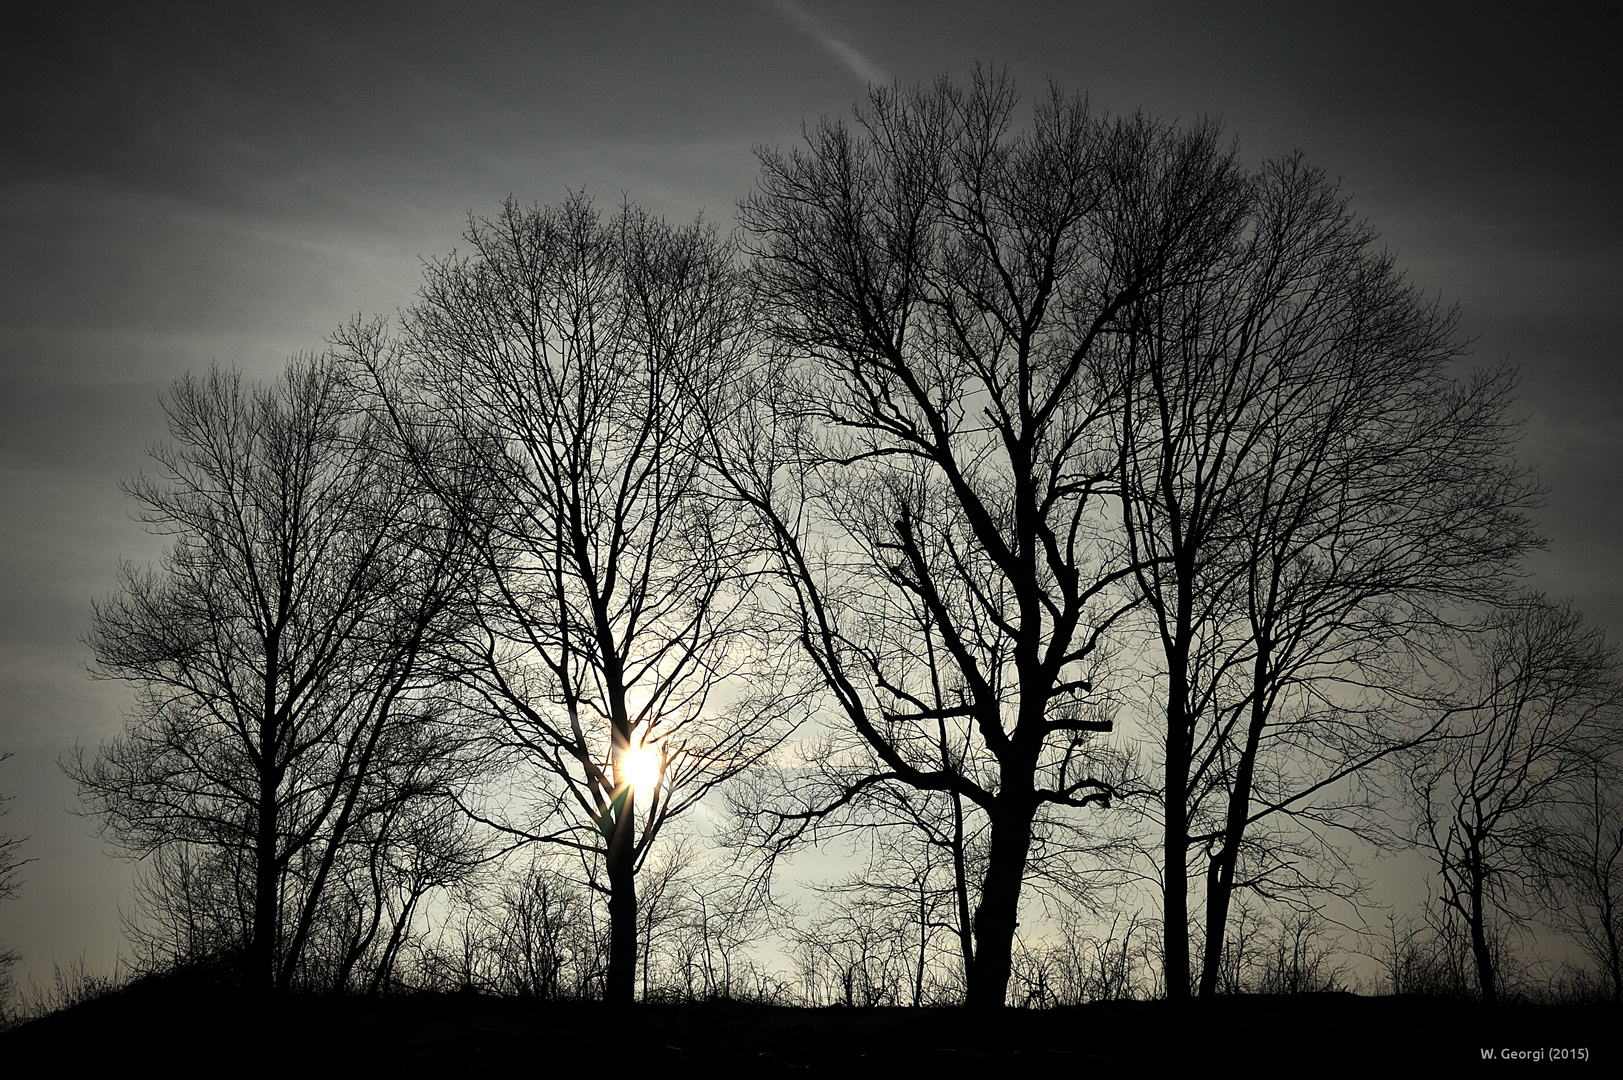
[2,0,1618,988]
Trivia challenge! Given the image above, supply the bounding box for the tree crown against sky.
[44,60,1612,1009]
[0,2,1616,1010]
[717,67,1550,1008]
[338,193,801,1004]
[719,69,1262,1010]
[1410,597,1622,1004]
[1107,146,1544,998]
[66,360,482,991]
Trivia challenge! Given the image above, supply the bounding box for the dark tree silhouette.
[340,195,794,1005]
[724,69,1244,1009]
[723,634,995,992]
[1112,153,1542,998]
[0,753,28,1018]
[1412,598,1621,1004]
[67,360,479,992]
[1539,760,1623,1002]
[0,754,25,907]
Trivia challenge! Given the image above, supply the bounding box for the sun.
[621,741,663,795]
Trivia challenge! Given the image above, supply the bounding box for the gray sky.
[2,0,1618,987]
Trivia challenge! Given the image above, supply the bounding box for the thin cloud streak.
[767,0,889,87]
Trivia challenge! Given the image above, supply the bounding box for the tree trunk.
[964,799,1034,1010]
[1467,865,1498,1005]
[250,768,280,993]
[1162,659,1193,1002]
[1198,853,1230,997]
[368,889,420,995]
[950,783,975,982]
[605,795,639,1004]
[1605,888,1622,1005]
[914,877,927,1006]
[1198,648,1270,997]
[642,910,653,1002]
[277,699,392,990]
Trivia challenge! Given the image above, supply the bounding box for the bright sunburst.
[621,741,663,795]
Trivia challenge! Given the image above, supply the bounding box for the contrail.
[767,0,889,87]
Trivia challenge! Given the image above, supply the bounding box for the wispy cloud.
[767,0,889,87]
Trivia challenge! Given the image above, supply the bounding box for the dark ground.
[3,970,1617,1074]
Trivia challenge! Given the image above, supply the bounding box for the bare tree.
[1411,598,1621,1004]
[1009,908,1154,1006]
[0,753,28,1022]
[1112,152,1542,998]
[1540,761,1623,1002]
[0,755,25,908]
[1369,909,1470,997]
[66,359,479,992]
[725,694,992,994]
[341,194,794,1004]
[633,834,702,1000]
[312,788,486,993]
[724,69,1246,1009]
[441,853,605,999]
[119,844,253,972]
[803,826,973,1005]
[790,891,922,1007]
[662,869,778,1001]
